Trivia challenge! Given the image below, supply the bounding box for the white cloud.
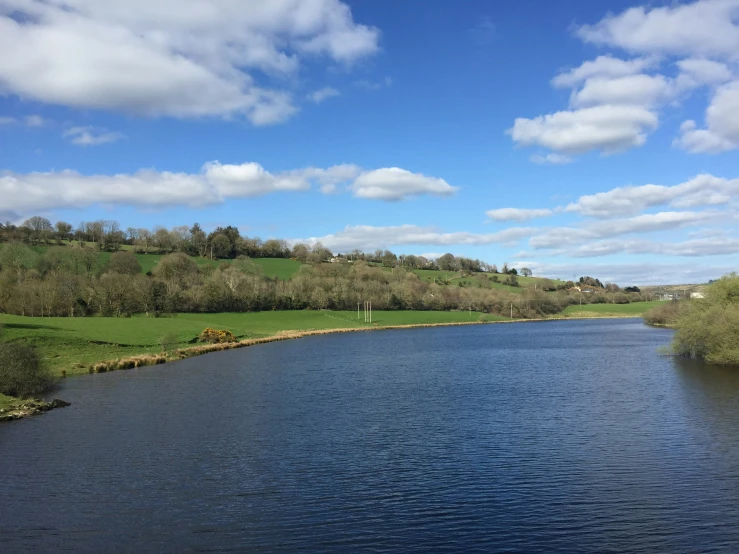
[350,168,458,201]
[570,74,674,108]
[567,236,739,258]
[676,58,733,87]
[516,4,739,158]
[529,228,596,249]
[0,0,378,124]
[203,162,313,197]
[551,55,657,88]
[0,161,457,213]
[0,116,15,125]
[293,224,535,253]
[564,174,739,217]
[576,0,739,59]
[509,104,658,155]
[308,87,340,104]
[526,260,735,286]
[0,169,214,213]
[529,153,572,164]
[486,208,553,222]
[528,211,726,252]
[586,211,718,235]
[675,80,739,152]
[63,126,125,146]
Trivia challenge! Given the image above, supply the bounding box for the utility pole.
[358,302,360,320]
[510,303,513,319]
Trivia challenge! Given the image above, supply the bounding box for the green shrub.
[670,274,739,366]
[644,301,681,326]
[158,332,179,353]
[0,343,57,398]
[199,327,237,344]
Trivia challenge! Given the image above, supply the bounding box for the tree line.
[0,242,647,319]
[1,217,536,276]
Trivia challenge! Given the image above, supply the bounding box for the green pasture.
[0,310,498,376]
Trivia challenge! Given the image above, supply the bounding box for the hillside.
[0,241,563,293]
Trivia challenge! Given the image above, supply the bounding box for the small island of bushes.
[645,273,739,366]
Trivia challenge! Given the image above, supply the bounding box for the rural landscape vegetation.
[3,214,736,420]
[0,215,680,418]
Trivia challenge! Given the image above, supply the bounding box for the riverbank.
[0,305,659,422]
[0,395,70,422]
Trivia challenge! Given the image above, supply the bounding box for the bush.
[199,327,237,344]
[644,301,681,326]
[0,343,57,398]
[158,332,179,353]
[669,274,739,366]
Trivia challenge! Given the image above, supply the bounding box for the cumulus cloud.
[0,0,379,124]
[564,174,739,217]
[513,2,739,158]
[676,58,733,87]
[308,87,340,104]
[486,208,553,222]
[293,224,535,253]
[64,126,125,146]
[675,80,739,152]
[509,105,658,155]
[576,0,739,59]
[570,74,675,108]
[350,168,458,201]
[551,55,657,88]
[0,162,458,214]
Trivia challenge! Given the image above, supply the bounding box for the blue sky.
[1,0,738,285]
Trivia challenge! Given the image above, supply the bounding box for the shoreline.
[1,314,644,423]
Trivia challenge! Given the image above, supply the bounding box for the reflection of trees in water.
[671,356,739,448]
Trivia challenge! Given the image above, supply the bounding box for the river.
[1,319,738,552]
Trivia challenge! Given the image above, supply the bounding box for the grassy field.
[0,310,503,377]
[561,300,664,317]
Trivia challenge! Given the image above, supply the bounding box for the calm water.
[2,319,739,552]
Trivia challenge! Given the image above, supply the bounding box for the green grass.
[561,300,665,316]
[0,393,21,410]
[0,310,499,377]
[252,258,302,279]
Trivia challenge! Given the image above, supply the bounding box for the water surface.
[2,319,738,552]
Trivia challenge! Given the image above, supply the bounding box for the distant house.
[690,292,705,299]
[661,293,674,300]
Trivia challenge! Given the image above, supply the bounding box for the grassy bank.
[0,306,665,420]
[0,304,663,380]
[0,393,21,410]
[0,310,505,377]
[561,300,664,318]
